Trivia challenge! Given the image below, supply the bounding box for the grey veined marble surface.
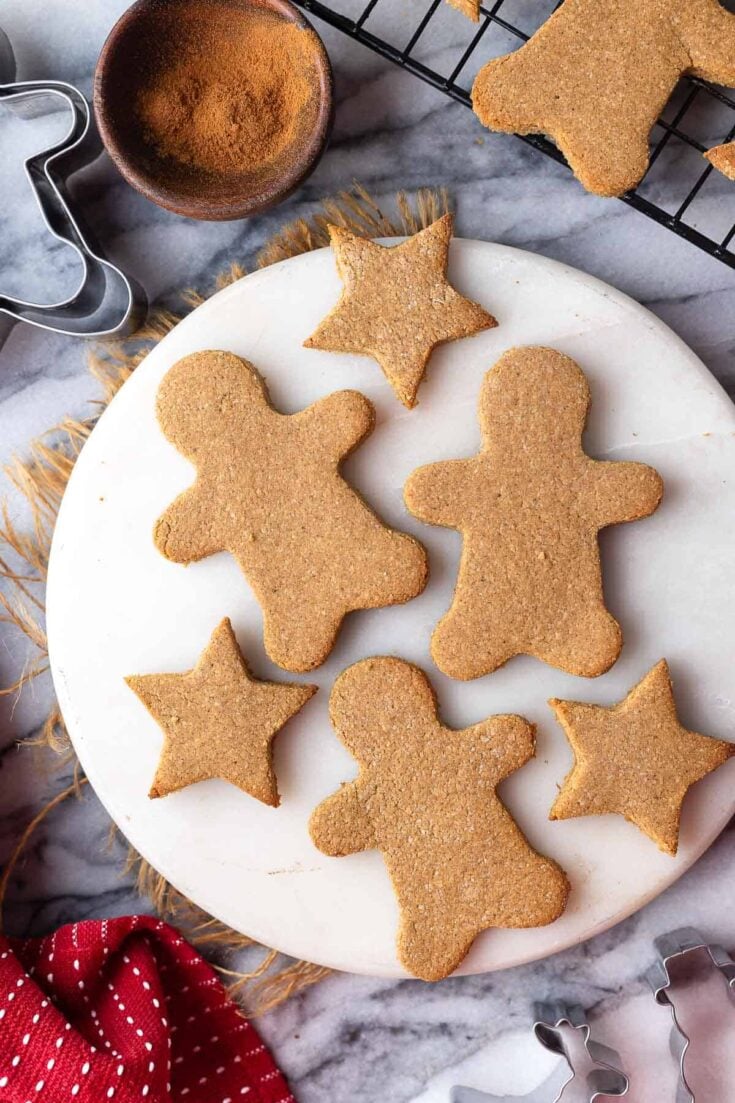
[0,2,734,1101]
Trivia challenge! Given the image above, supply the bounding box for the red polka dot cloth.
[0,915,295,1103]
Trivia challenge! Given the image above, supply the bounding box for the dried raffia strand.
[0,185,451,1015]
[0,781,89,923]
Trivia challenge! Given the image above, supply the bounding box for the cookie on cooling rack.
[472,0,735,196]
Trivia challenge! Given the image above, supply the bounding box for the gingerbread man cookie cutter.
[646,926,735,1103]
[451,1002,629,1103]
[0,26,146,350]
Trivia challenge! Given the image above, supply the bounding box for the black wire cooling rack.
[294,0,735,269]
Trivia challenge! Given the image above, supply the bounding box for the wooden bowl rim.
[93,0,333,221]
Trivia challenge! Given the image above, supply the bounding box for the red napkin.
[0,915,295,1103]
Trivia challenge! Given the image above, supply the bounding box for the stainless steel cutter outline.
[0,27,146,349]
[646,926,735,1103]
[451,1001,629,1103]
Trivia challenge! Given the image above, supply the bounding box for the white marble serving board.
[46,239,735,978]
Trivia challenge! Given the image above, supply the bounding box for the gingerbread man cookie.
[126,618,316,804]
[472,0,735,196]
[304,214,496,409]
[404,347,663,680]
[550,660,735,855]
[309,657,569,982]
[154,351,428,673]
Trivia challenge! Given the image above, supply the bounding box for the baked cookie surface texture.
[126,618,316,803]
[404,347,663,680]
[447,0,480,21]
[472,0,735,196]
[309,656,569,981]
[705,141,735,180]
[550,660,735,855]
[304,214,497,408]
[154,350,428,672]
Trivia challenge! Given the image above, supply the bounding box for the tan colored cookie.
[126,618,316,803]
[549,660,735,855]
[154,351,428,673]
[705,141,735,180]
[304,214,497,408]
[447,0,479,22]
[404,347,663,680]
[309,656,569,981]
[472,0,735,197]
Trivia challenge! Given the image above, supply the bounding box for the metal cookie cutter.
[647,926,735,1103]
[451,1001,629,1103]
[0,26,146,350]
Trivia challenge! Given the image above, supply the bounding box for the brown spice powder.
[135,4,321,176]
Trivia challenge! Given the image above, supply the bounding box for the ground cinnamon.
[135,3,321,176]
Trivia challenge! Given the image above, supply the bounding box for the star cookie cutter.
[451,1001,629,1103]
[646,926,735,1103]
[0,27,146,350]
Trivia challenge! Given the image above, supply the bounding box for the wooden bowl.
[94,0,333,221]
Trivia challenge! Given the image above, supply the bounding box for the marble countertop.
[1,2,734,1101]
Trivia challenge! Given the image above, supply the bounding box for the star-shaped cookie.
[304,213,497,408]
[549,660,734,855]
[126,618,316,804]
[310,656,568,981]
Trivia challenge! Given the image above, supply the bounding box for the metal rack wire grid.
[293,0,735,268]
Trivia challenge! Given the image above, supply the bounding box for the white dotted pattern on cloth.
[0,921,292,1103]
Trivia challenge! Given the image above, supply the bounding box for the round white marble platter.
[46,239,735,978]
